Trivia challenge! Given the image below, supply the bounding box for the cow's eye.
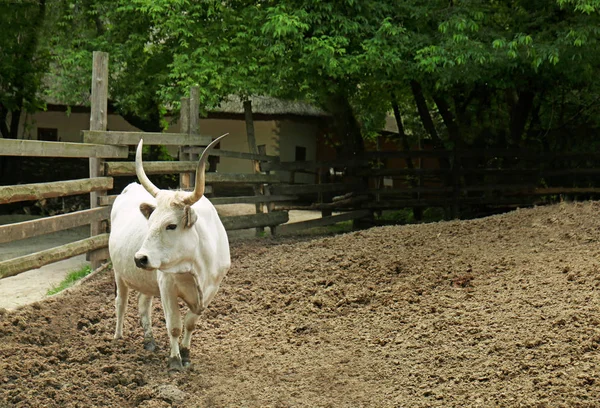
[166,224,177,231]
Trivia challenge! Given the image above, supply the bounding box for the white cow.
[108,135,231,370]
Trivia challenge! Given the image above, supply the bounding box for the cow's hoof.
[168,356,184,371]
[143,339,157,352]
[180,348,191,366]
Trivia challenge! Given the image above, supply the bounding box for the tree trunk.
[0,104,10,139]
[433,96,460,144]
[324,91,365,159]
[391,94,422,221]
[410,81,454,219]
[410,80,445,150]
[433,96,462,219]
[507,89,535,144]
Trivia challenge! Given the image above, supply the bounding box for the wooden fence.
[0,51,295,278]
[3,51,600,279]
[265,147,600,220]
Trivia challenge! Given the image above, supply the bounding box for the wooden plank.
[0,234,109,279]
[83,130,212,146]
[370,184,536,196]
[179,96,192,190]
[106,161,203,175]
[365,197,537,209]
[0,177,113,204]
[370,187,454,195]
[275,196,370,211]
[261,159,368,172]
[0,207,111,244]
[356,168,450,177]
[183,147,280,162]
[99,189,275,207]
[90,51,109,132]
[277,210,371,235]
[221,211,289,231]
[190,86,200,136]
[205,173,281,184]
[244,99,266,235]
[0,139,128,159]
[527,187,600,195]
[89,51,110,270]
[210,195,298,205]
[272,183,363,196]
[542,169,600,176]
[459,168,538,175]
[363,150,453,159]
[105,162,281,183]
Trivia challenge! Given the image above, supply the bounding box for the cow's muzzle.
[134,254,150,269]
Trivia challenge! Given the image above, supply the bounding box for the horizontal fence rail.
[83,130,212,146]
[0,207,111,245]
[221,211,289,230]
[0,139,128,158]
[182,147,280,162]
[0,177,113,205]
[0,234,110,279]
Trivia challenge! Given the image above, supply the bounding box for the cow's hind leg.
[138,294,156,351]
[114,276,129,339]
[158,275,183,370]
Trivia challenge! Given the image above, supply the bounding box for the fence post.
[179,96,191,189]
[243,99,265,235]
[88,51,109,270]
[258,145,278,235]
[189,87,201,188]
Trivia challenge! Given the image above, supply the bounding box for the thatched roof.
[216,95,328,117]
[43,92,328,118]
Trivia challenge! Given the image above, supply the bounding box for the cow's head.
[133,134,227,272]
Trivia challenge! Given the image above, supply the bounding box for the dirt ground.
[2,201,600,407]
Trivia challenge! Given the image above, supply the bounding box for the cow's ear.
[182,205,198,228]
[140,203,156,219]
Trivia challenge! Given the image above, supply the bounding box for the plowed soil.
[2,201,600,407]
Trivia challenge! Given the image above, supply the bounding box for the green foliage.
[46,265,92,296]
[0,1,57,138]
[4,0,600,157]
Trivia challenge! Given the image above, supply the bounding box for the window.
[295,146,307,161]
[37,128,58,141]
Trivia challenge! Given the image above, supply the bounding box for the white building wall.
[17,110,319,179]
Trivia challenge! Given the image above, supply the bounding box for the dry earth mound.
[2,201,600,407]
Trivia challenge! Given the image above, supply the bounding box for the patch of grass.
[421,207,446,222]
[46,265,92,296]
[302,220,354,236]
[376,207,446,225]
[377,209,414,224]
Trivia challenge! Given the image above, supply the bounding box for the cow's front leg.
[138,294,156,351]
[178,272,204,366]
[157,274,183,371]
[181,311,201,366]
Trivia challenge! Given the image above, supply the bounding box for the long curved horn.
[135,139,160,197]
[183,133,229,205]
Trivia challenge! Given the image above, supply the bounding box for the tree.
[34,0,600,157]
[0,0,51,140]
